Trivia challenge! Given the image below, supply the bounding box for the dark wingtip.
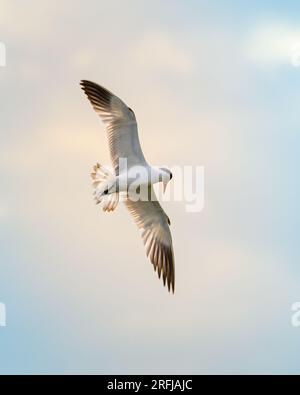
[167,278,173,294]
[80,79,95,92]
[166,281,175,294]
[80,79,90,85]
[80,79,88,88]
[79,80,112,110]
[79,80,89,93]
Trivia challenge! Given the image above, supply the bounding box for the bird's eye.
[170,172,173,180]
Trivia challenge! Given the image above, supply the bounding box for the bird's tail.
[91,163,119,212]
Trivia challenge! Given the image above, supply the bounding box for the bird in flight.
[80,80,175,293]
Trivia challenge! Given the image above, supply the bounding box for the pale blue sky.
[0,0,300,374]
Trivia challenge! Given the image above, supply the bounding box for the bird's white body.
[93,165,170,205]
[114,166,168,192]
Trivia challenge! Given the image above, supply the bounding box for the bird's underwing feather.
[80,80,148,175]
[124,186,175,293]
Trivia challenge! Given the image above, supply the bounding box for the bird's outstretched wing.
[124,186,175,293]
[80,80,147,174]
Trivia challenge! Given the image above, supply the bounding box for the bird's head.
[159,167,173,193]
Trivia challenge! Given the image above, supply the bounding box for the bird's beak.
[163,181,169,193]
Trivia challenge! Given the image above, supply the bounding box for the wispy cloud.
[245,22,300,66]
[133,30,195,74]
